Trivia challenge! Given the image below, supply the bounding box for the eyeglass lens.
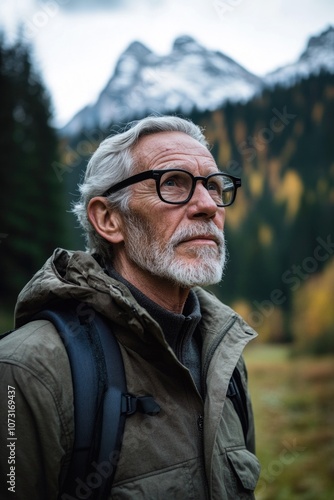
[158,170,234,206]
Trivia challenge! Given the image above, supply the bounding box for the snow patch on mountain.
[61,35,263,136]
[265,26,334,87]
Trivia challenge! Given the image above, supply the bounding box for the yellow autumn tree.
[232,300,285,343]
[291,258,334,354]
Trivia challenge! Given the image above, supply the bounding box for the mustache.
[169,222,225,248]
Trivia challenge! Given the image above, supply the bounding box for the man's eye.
[163,178,177,187]
[161,174,189,188]
[207,182,221,193]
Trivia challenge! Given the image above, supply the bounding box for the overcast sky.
[1,0,334,127]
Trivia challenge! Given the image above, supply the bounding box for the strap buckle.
[121,394,160,416]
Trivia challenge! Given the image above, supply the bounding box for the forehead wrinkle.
[133,143,216,175]
[131,131,217,177]
[130,144,157,175]
[132,138,181,170]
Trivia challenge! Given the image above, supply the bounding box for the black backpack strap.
[92,311,127,477]
[227,367,249,445]
[33,300,160,500]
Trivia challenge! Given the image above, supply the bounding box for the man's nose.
[187,182,219,219]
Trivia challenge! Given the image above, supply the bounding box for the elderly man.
[0,116,260,499]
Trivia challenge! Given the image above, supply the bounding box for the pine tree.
[0,34,70,323]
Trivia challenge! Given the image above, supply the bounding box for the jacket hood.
[15,248,158,332]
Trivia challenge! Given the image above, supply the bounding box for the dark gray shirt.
[107,267,203,396]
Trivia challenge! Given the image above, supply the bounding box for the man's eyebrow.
[156,161,219,171]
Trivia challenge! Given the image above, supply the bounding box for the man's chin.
[175,244,221,261]
[160,259,224,288]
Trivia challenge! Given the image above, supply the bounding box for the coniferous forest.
[0,36,70,317]
[1,37,333,356]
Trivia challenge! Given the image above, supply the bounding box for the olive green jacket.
[0,249,260,499]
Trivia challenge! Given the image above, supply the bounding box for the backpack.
[33,300,161,500]
[3,299,249,499]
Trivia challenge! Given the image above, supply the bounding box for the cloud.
[39,0,155,12]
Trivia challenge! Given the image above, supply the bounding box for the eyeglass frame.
[102,168,242,207]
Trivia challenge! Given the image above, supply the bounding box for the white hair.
[72,115,209,261]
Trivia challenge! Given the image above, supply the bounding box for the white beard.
[123,213,227,288]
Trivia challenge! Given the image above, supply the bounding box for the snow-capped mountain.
[61,27,334,137]
[265,26,334,87]
[61,35,263,136]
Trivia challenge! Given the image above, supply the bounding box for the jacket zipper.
[175,316,193,363]
[197,414,210,499]
[176,317,210,496]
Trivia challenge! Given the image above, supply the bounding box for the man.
[0,116,260,499]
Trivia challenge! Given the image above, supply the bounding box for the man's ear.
[87,197,124,244]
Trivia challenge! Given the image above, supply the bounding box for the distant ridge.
[265,26,334,87]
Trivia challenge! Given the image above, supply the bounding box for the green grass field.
[244,344,334,500]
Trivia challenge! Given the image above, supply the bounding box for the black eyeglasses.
[102,169,241,207]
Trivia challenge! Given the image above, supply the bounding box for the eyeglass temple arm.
[102,171,156,197]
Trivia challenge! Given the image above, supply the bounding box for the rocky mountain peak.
[121,40,153,60]
[299,25,334,62]
[60,27,334,137]
[172,35,205,53]
[265,25,334,87]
